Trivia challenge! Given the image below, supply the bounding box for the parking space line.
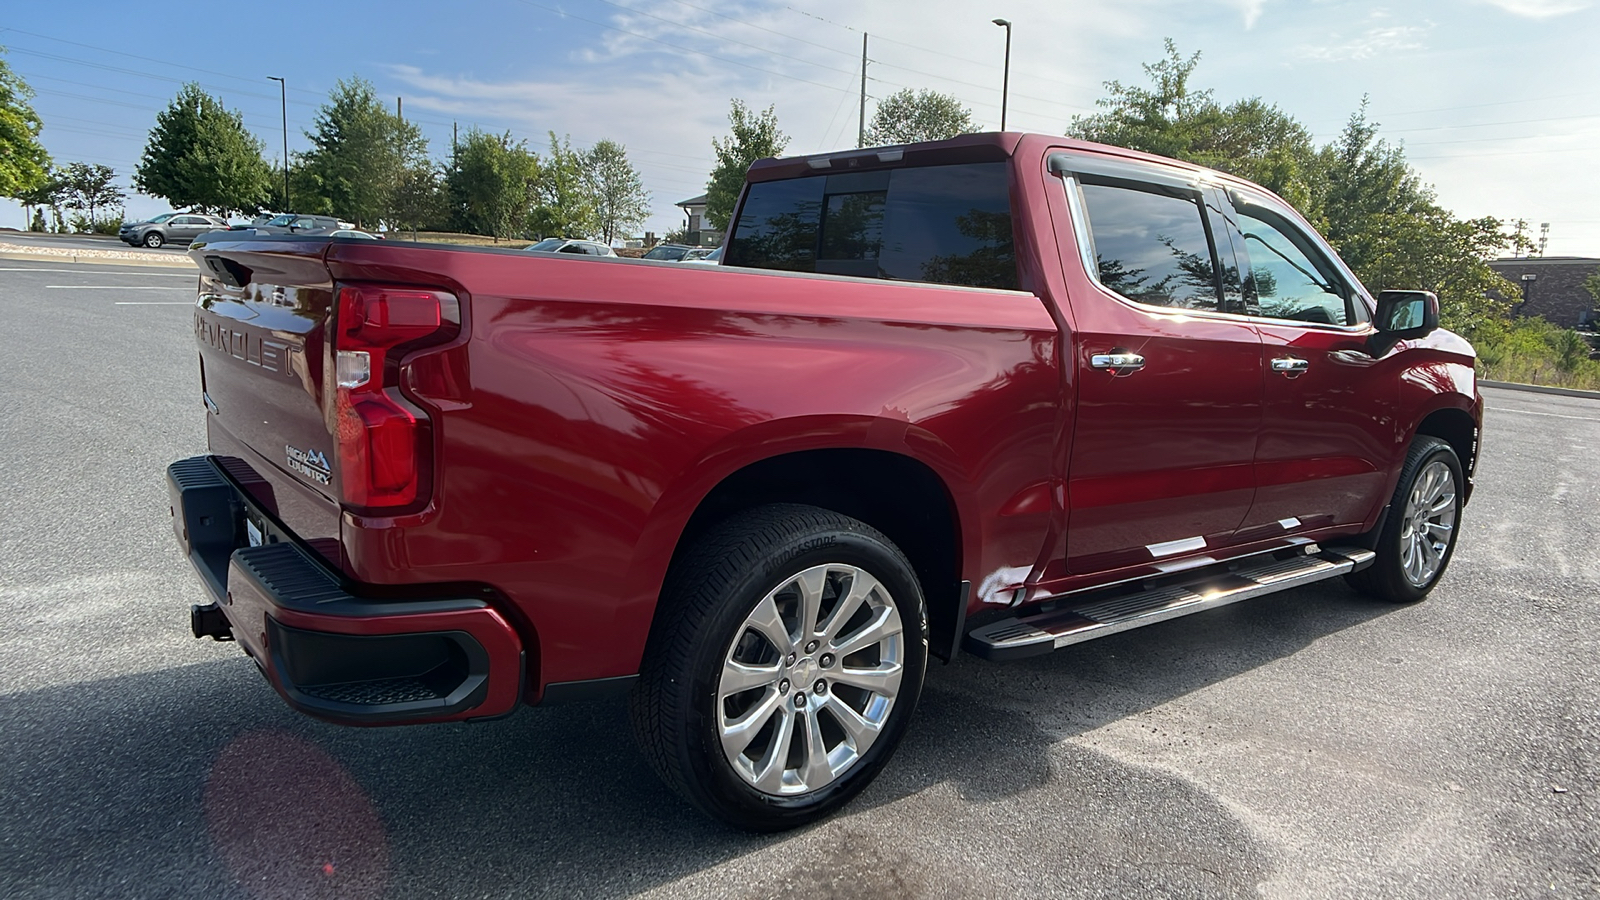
[1494,407,1599,422]
[115,301,195,306]
[45,285,188,290]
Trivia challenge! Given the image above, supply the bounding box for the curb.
[0,249,196,270]
[1481,380,1600,401]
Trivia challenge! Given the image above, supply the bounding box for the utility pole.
[397,97,403,120]
[858,33,868,148]
[267,76,289,210]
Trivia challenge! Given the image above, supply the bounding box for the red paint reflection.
[203,731,388,900]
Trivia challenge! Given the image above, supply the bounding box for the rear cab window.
[1074,180,1223,312]
[726,162,1018,291]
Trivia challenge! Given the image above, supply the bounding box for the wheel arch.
[1414,406,1478,482]
[620,418,976,675]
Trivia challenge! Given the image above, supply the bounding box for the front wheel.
[631,504,928,831]
[142,231,164,248]
[1347,436,1464,602]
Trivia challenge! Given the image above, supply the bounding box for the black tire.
[630,504,928,832]
[1347,436,1464,602]
[142,231,164,248]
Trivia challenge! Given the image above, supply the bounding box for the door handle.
[1090,352,1145,371]
[1271,356,1310,376]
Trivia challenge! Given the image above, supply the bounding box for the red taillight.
[334,285,454,510]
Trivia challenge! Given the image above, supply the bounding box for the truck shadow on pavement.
[0,582,1399,899]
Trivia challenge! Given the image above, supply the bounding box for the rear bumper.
[167,455,524,725]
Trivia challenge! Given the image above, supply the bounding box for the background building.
[1488,257,1599,329]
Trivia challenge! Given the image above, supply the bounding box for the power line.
[777,5,1098,95]
[1377,89,1600,119]
[659,0,858,58]
[1409,146,1595,160]
[1382,111,1600,136]
[0,26,328,100]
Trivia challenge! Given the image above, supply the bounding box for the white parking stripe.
[44,285,188,290]
[1494,407,1599,422]
[115,302,194,306]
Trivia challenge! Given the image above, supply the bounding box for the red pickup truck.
[168,132,1480,830]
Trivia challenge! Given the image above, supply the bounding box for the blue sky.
[3,0,1597,254]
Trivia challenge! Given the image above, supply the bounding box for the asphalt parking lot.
[0,256,1595,899]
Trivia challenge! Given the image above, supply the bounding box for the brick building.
[1487,256,1599,329]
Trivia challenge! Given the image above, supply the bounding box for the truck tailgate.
[193,240,343,566]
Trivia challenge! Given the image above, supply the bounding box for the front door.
[1058,169,1264,576]
[1219,187,1394,537]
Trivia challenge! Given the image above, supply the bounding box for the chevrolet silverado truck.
[167,132,1481,831]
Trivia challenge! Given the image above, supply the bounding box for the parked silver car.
[119,213,229,249]
[524,238,616,257]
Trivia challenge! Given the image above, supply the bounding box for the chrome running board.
[964,546,1375,661]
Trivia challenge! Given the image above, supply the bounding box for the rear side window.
[726,162,1017,290]
[1076,181,1221,311]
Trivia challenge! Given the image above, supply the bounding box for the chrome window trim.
[1053,152,1376,333]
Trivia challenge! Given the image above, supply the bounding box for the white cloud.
[1477,0,1591,17]
[1299,22,1432,61]
[1228,0,1270,28]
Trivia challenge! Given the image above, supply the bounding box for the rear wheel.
[1347,436,1464,602]
[142,231,164,248]
[631,504,927,831]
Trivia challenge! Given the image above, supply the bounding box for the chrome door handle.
[1271,356,1309,376]
[1090,352,1145,371]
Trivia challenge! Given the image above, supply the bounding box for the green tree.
[389,161,445,239]
[17,166,65,232]
[706,100,787,232]
[1584,270,1600,309]
[528,132,599,239]
[134,84,273,215]
[298,78,426,228]
[60,162,124,228]
[445,128,537,241]
[865,89,977,147]
[0,48,52,204]
[1071,39,1516,336]
[1067,40,1315,207]
[586,139,650,244]
[1307,104,1515,334]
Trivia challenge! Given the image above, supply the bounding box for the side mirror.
[1369,290,1439,357]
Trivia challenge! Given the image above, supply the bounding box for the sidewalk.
[0,241,197,269]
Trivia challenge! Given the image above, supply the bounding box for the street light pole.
[992,19,1012,131]
[267,76,289,210]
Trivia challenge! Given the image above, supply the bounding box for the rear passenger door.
[1217,187,1394,535]
[1055,160,1264,575]
[169,216,208,243]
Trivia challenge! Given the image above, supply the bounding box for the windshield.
[525,239,565,252]
[266,214,296,226]
[644,245,688,260]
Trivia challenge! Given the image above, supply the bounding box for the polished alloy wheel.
[717,563,905,796]
[1399,458,1457,587]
